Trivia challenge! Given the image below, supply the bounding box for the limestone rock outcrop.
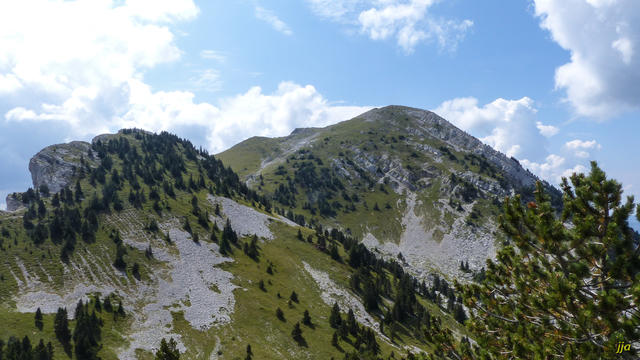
[28,141,99,194]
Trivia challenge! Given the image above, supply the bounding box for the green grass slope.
[0,128,472,359]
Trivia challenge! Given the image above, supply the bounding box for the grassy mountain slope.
[0,128,472,359]
[218,106,560,279]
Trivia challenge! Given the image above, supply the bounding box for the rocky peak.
[364,106,549,191]
[28,140,98,194]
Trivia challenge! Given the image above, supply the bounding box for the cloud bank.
[533,0,640,118]
[436,96,600,184]
[306,0,473,53]
[0,0,369,155]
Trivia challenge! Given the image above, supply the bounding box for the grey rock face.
[363,106,542,190]
[5,193,24,212]
[28,141,98,194]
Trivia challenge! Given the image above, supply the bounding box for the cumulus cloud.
[306,0,472,53]
[564,139,601,158]
[1,0,370,159]
[536,121,559,137]
[203,82,371,151]
[435,96,599,183]
[435,96,547,159]
[533,0,640,118]
[0,0,198,98]
[255,6,293,36]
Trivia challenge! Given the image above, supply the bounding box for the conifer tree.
[302,310,312,326]
[329,302,341,329]
[346,309,358,336]
[155,338,180,360]
[459,162,640,359]
[291,322,304,344]
[53,307,71,354]
[35,307,43,330]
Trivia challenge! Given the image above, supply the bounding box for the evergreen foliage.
[155,338,180,360]
[460,162,640,359]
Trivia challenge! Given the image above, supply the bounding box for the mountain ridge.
[218,105,560,279]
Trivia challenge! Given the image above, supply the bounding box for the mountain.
[0,123,489,359]
[218,105,560,279]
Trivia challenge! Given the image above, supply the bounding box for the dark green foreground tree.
[459,162,640,359]
[155,338,180,360]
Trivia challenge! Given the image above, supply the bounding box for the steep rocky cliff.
[28,141,98,193]
[5,140,101,211]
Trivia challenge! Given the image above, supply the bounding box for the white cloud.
[0,0,371,159]
[0,0,197,136]
[0,0,198,98]
[199,50,227,62]
[435,96,599,184]
[565,139,601,150]
[435,96,547,159]
[203,82,372,152]
[533,0,640,118]
[564,139,601,159]
[120,81,371,153]
[306,0,361,22]
[255,6,293,36]
[307,0,472,53]
[536,121,559,137]
[190,69,222,92]
[521,156,588,183]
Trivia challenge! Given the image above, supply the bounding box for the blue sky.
[1,0,639,228]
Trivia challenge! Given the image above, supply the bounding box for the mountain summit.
[219,105,560,278]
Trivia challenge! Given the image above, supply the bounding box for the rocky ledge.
[28,141,99,194]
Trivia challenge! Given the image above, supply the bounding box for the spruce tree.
[291,322,304,344]
[53,307,71,354]
[302,310,312,326]
[35,307,43,330]
[155,338,180,360]
[329,302,341,328]
[459,162,640,359]
[289,291,299,303]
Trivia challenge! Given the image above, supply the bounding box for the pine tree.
[219,235,232,255]
[35,307,43,330]
[245,344,253,360]
[302,310,312,326]
[346,308,358,336]
[222,218,238,245]
[459,162,640,359]
[276,307,285,322]
[155,338,180,360]
[291,322,304,344]
[53,307,71,353]
[289,291,299,303]
[329,302,341,328]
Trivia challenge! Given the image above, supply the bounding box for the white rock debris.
[302,261,393,345]
[208,195,297,240]
[362,192,496,280]
[12,211,237,360]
